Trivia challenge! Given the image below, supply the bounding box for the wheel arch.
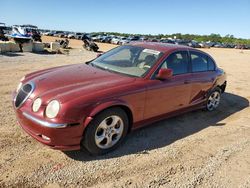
[86,101,134,133]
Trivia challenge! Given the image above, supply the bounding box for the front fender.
[82,99,133,129]
[89,99,132,117]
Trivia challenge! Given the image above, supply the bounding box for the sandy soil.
[0,37,250,188]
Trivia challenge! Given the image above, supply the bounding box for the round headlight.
[45,100,60,118]
[32,98,42,112]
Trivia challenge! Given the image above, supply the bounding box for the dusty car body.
[13,43,227,155]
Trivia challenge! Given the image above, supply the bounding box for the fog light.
[41,135,50,141]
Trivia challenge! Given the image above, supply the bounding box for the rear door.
[188,50,217,105]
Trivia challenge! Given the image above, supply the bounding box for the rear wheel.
[206,88,221,111]
[82,108,129,155]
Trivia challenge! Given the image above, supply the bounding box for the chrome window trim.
[23,112,67,128]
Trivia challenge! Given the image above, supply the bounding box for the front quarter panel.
[60,79,147,130]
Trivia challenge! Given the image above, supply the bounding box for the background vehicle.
[53,31,65,38]
[188,40,201,48]
[0,22,9,41]
[43,31,54,36]
[100,36,112,43]
[82,34,99,52]
[118,37,129,45]
[73,32,84,40]
[31,29,42,42]
[90,34,99,41]
[127,36,140,42]
[161,39,175,44]
[111,36,120,44]
[66,32,82,39]
[66,33,75,39]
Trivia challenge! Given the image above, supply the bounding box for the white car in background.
[67,33,75,39]
[68,32,83,39]
[111,37,120,44]
[118,37,129,45]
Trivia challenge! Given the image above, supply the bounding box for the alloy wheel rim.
[95,115,124,149]
[207,91,221,111]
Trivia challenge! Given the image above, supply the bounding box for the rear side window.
[208,57,216,71]
[191,52,208,72]
[160,51,189,75]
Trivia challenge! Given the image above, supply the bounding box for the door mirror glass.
[156,68,173,80]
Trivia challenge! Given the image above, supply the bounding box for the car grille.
[15,82,35,108]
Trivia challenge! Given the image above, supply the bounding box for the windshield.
[91,45,163,77]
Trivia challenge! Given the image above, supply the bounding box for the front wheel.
[206,88,221,111]
[82,108,129,155]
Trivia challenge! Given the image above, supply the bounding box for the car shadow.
[64,92,249,161]
[31,51,58,55]
[0,52,24,57]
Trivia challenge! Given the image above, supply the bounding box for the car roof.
[129,42,193,53]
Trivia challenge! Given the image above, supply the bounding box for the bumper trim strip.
[23,112,67,128]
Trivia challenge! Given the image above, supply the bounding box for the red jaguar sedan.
[13,42,227,155]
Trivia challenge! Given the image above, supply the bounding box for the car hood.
[27,63,136,103]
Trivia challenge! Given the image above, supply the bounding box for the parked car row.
[40,29,250,49]
[91,35,147,45]
[161,39,250,49]
[89,35,250,49]
[42,31,84,40]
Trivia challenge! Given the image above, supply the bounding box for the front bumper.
[23,112,67,128]
[16,110,82,151]
[12,89,94,151]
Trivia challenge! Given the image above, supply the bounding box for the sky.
[1,0,250,39]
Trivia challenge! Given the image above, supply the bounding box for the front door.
[144,51,192,119]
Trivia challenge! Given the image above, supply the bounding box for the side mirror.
[156,68,173,80]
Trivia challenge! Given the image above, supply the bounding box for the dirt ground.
[0,36,250,188]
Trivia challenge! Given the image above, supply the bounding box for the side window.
[207,57,216,71]
[191,52,208,72]
[160,51,189,75]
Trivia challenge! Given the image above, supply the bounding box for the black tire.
[82,108,129,155]
[206,87,222,111]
